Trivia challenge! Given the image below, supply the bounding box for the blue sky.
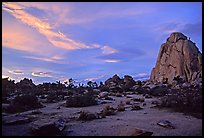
[2,2,202,84]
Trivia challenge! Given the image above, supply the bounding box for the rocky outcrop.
[150,32,202,84]
[104,74,136,92]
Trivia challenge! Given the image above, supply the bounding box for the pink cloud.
[2,2,96,51]
[104,59,121,63]
[101,46,118,54]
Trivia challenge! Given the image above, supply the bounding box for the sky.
[2,2,202,85]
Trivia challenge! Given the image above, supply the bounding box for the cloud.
[2,19,51,54]
[23,55,65,63]
[2,75,10,79]
[8,70,24,75]
[2,2,100,51]
[133,73,150,80]
[104,59,121,63]
[84,75,106,82]
[31,72,53,77]
[101,46,118,54]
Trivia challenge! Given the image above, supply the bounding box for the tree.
[99,81,104,88]
[67,78,75,89]
[87,81,93,88]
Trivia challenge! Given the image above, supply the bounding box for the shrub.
[78,111,98,121]
[117,101,125,112]
[65,92,97,107]
[126,100,131,105]
[100,105,116,116]
[46,93,58,103]
[6,94,43,113]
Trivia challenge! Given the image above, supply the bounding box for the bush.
[6,94,43,113]
[100,105,116,116]
[65,92,97,107]
[160,88,202,118]
[117,101,125,112]
[47,93,59,103]
[78,111,99,121]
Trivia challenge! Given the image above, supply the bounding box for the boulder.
[118,127,153,136]
[105,74,123,87]
[30,118,66,136]
[99,92,109,98]
[150,32,202,84]
[3,115,31,125]
[157,120,175,129]
[78,111,99,121]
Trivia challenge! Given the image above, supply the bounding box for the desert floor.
[2,94,202,136]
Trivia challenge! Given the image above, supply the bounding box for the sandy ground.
[2,94,202,136]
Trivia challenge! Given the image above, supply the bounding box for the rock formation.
[150,32,202,84]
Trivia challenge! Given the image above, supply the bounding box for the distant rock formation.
[150,32,202,84]
[104,74,136,92]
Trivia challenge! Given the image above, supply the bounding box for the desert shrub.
[46,93,58,103]
[5,94,43,113]
[135,87,149,94]
[160,88,202,117]
[117,101,125,112]
[125,100,131,105]
[116,93,122,97]
[100,105,116,116]
[149,86,168,96]
[104,97,114,100]
[131,104,143,111]
[78,111,99,121]
[65,92,97,107]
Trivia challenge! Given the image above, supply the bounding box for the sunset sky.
[2,2,202,84]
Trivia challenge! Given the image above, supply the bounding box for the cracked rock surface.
[150,32,202,84]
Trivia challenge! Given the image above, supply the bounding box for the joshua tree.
[87,81,98,88]
[87,81,93,88]
[67,78,75,89]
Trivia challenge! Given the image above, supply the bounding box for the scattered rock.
[78,111,99,121]
[100,105,116,116]
[131,104,143,111]
[125,100,131,105]
[116,93,123,97]
[117,101,125,112]
[145,94,152,98]
[104,96,114,100]
[3,116,31,125]
[30,118,66,136]
[118,127,153,136]
[99,92,109,98]
[132,97,144,102]
[157,120,175,129]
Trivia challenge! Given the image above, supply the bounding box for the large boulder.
[105,74,123,87]
[30,118,66,136]
[123,75,136,89]
[150,32,202,84]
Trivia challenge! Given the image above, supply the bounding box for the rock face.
[150,32,202,84]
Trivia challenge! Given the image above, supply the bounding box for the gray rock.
[157,120,175,129]
[150,32,202,84]
[118,127,153,136]
[3,116,31,125]
[99,92,109,98]
[30,118,66,136]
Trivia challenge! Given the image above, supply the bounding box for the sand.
[2,94,202,136]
